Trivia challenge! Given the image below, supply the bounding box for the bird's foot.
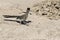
[25,21,31,23]
[21,21,31,25]
[21,21,27,25]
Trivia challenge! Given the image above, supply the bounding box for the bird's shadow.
[4,19,31,25]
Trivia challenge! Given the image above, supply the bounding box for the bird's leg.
[16,21,20,23]
[16,16,21,23]
[25,20,31,23]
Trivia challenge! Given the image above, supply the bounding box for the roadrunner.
[3,8,31,24]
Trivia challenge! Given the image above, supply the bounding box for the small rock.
[55,6,59,9]
[36,10,39,12]
[42,13,47,15]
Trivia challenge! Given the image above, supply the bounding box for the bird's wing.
[19,12,25,16]
[22,12,26,13]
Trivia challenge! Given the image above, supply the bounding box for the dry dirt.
[0,0,60,40]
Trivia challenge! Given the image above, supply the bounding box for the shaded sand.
[0,0,60,40]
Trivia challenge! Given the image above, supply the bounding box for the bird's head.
[27,8,30,11]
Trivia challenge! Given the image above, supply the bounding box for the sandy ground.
[0,0,60,40]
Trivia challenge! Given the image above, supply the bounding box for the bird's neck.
[26,10,30,14]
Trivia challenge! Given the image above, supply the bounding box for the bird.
[3,8,31,24]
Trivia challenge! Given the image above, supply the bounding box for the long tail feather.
[4,19,20,23]
[4,19,17,22]
[3,15,20,18]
